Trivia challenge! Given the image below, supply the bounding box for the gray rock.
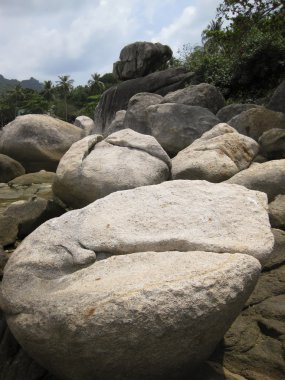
[8,171,56,186]
[0,216,17,247]
[53,130,171,208]
[228,107,285,141]
[94,68,194,135]
[74,116,96,136]
[113,41,172,80]
[123,92,163,135]
[0,115,83,172]
[104,110,126,137]
[162,83,225,114]
[216,104,259,122]
[0,154,25,183]
[147,103,220,156]
[226,160,285,202]
[172,124,259,182]
[259,128,285,159]
[263,228,285,271]
[267,79,285,113]
[269,195,285,229]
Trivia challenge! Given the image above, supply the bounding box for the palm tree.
[88,73,105,95]
[8,84,25,117]
[201,19,224,52]
[56,75,74,121]
[41,80,55,114]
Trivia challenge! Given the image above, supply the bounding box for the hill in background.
[0,74,43,94]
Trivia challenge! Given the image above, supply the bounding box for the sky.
[0,0,221,85]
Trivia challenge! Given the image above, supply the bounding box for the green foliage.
[178,0,285,102]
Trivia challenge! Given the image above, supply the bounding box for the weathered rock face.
[259,128,285,159]
[113,42,173,80]
[161,83,225,114]
[104,110,126,137]
[147,103,220,156]
[123,92,163,135]
[216,104,260,122]
[172,124,259,182]
[2,180,273,380]
[74,115,96,136]
[267,79,285,113]
[226,159,285,202]
[269,195,285,229]
[53,129,171,208]
[0,154,25,183]
[228,107,285,141]
[94,68,194,135]
[0,115,83,172]
[8,171,55,186]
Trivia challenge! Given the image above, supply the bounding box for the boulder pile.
[0,43,284,380]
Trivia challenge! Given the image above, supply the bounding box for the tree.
[8,84,25,117]
[41,80,55,115]
[88,73,105,95]
[56,75,74,121]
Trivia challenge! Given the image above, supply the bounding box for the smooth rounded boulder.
[147,103,220,156]
[216,103,260,122]
[0,154,25,183]
[172,124,259,182]
[2,180,273,380]
[74,115,96,136]
[161,83,225,114]
[0,115,83,172]
[226,160,285,202]
[259,128,285,159]
[53,129,171,208]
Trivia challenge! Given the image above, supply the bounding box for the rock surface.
[216,104,259,122]
[147,103,220,156]
[74,115,96,136]
[267,79,285,113]
[228,107,285,141]
[104,110,126,137]
[161,83,225,114]
[259,128,285,159]
[113,42,172,80]
[0,154,25,183]
[8,171,55,186]
[94,68,194,135]
[123,92,163,135]
[0,115,83,172]
[172,124,259,182]
[269,195,285,229]
[226,159,285,202]
[53,130,171,208]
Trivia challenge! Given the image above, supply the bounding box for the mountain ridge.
[0,74,43,94]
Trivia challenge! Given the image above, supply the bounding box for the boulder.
[0,154,25,183]
[2,180,273,380]
[104,110,126,137]
[216,104,260,122]
[161,83,225,114]
[228,107,285,141]
[269,195,285,229]
[53,129,171,208]
[172,124,259,182]
[267,79,285,113]
[2,197,65,239]
[123,92,163,135]
[74,116,96,136]
[147,103,220,156]
[8,171,56,186]
[94,68,194,135]
[259,128,285,159]
[0,216,18,247]
[0,115,83,172]
[113,42,172,80]
[226,160,285,202]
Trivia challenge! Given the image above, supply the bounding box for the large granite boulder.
[0,154,25,183]
[172,124,259,182]
[226,160,285,202]
[0,115,83,172]
[113,42,172,80]
[161,83,225,114]
[259,128,285,159]
[146,103,220,156]
[1,180,273,380]
[94,68,194,135]
[269,195,285,230]
[228,107,285,141]
[53,129,171,208]
[104,110,126,137]
[216,104,260,122]
[123,92,163,136]
[267,79,285,113]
